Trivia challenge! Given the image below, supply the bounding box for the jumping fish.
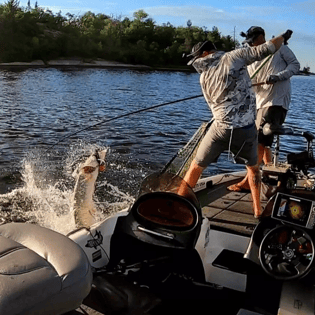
[73,150,107,228]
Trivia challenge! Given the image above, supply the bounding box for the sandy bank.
[0,58,192,72]
[0,58,151,69]
[0,58,312,74]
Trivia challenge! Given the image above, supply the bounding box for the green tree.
[133,9,148,22]
[0,3,241,66]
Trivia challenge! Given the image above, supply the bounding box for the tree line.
[0,0,238,67]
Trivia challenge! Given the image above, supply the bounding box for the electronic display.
[272,193,315,229]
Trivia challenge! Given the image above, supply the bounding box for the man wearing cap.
[228,26,300,193]
[181,30,293,219]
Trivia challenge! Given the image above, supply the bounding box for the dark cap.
[240,26,265,45]
[187,41,216,65]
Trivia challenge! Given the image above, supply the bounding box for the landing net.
[162,121,212,178]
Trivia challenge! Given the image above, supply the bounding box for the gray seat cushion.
[0,223,92,315]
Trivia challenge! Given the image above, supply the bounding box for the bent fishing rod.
[45,94,203,152]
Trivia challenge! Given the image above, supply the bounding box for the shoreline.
[0,58,192,72]
[0,58,313,75]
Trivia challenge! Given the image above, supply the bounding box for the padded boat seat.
[0,223,93,315]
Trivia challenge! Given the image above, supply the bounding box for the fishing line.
[46,94,203,152]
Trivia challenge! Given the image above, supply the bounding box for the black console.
[272,193,315,229]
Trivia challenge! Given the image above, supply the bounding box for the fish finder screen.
[272,193,313,227]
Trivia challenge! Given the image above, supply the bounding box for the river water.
[0,68,314,234]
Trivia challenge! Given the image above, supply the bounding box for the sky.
[15,0,315,70]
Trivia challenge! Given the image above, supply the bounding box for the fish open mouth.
[94,150,107,172]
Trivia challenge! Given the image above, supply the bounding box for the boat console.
[271,192,315,229]
[261,125,315,190]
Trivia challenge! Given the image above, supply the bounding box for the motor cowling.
[114,191,202,250]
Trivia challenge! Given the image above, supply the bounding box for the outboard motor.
[90,173,206,314]
[114,172,202,248]
[107,172,205,283]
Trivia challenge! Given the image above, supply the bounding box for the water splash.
[0,157,75,234]
[0,142,139,235]
[95,180,135,219]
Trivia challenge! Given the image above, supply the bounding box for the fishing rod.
[250,54,273,80]
[45,94,203,152]
[252,82,267,86]
[250,32,292,81]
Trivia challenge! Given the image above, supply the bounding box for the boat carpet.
[197,178,269,237]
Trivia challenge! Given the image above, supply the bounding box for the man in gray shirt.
[228,26,300,194]
[180,30,293,219]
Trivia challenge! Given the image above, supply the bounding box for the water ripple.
[0,68,314,188]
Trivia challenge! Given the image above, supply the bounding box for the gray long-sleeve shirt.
[248,45,300,110]
[192,41,276,128]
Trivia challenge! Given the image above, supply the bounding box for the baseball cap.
[187,41,216,65]
[240,26,265,44]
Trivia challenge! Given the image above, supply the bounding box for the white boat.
[1,124,315,315]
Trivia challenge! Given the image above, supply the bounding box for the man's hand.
[271,30,292,50]
[281,30,293,45]
[266,74,280,84]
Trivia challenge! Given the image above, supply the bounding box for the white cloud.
[137,4,313,68]
[66,0,82,4]
[291,0,315,16]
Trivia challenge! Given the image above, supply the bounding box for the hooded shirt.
[248,45,300,110]
[192,41,275,128]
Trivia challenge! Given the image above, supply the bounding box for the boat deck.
[196,173,270,237]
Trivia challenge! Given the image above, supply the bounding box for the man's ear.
[200,51,210,58]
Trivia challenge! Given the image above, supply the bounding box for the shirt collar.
[192,51,225,73]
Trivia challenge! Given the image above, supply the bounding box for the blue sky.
[16,0,315,70]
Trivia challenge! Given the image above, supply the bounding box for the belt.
[240,123,255,130]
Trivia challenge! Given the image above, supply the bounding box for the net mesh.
[163,121,211,178]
